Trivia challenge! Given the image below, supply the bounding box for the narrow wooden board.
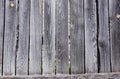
[16,0,30,75]
[55,0,69,74]
[109,0,120,72]
[70,0,85,74]
[3,0,18,75]
[43,0,55,74]
[0,0,4,76]
[29,0,43,75]
[1,73,120,79]
[98,0,111,72]
[84,0,98,73]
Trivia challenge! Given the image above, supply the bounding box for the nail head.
[10,2,14,7]
[116,14,120,18]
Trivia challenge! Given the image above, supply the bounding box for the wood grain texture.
[109,0,120,72]
[84,0,98,73]
[0,0,4,75]
[1,73,120,79]
[3,0,18,75]
[29,0,43,75]
[43,0,55,74]
[16,0,30,75]
[55,0,69,74]
[70,0,84,74]
[98,0,111,72]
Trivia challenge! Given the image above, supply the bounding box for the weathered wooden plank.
[55,0,69,74]
[43,0,55,74]
[109,0,120,72]
[16,0,30,75]
[0,0,4,75]
[3,0,18,75]
[70,0,84,74]
[84,0,98,73]
[1,73,120,79]
[98,0,111,72]
[29,0,43,75]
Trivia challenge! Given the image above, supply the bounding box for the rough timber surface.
[0,73,120,79]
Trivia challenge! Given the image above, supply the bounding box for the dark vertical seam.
[96,0,100,73]
[68,0,71,75]
[27,0,31,75]
[15,0,19,75]
[83,0,86,74]
[108,0,112,72]
[54,0,57,75]
[41,0,44,75]
[2,0,6,76]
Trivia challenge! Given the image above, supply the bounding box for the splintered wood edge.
[1,72,120,79]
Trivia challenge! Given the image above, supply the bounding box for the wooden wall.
[0,0,120,76]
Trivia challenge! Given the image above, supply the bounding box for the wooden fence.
[0,0,120,78]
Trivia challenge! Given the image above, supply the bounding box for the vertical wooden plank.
[55,0,69,74]
[16,0,30,75]
[98,0,111,72]
[0,0,4,76]
[3,0,17,75]
[109,0,120,72]
[29,0,43,75]
[43,0,55,74]
[70,0,85,74]
[84,0,98,73]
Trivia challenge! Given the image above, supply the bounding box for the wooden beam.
[0,0,4,76]
[3,0,18,75]
[84,0,98,73]
[0,73,120,79]
[109,0,120,72]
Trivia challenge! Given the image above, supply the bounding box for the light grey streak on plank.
[55,0,69,74]
[16,0,30,75]
[98,0,111,72]
[0,0,4,76]
[29,0,43,75]
[70,0,85,74]
[84,0,98,73]
[109,0,120,72]
[43,0,55,74]
[3,0,18,75]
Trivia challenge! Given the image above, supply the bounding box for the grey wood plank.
[98,0,111,72]
[43,0,55,74]
[109,0,120,72]
[3,0,18,75]
[55,0,69,74]
[29,0,43,75]
[84,0,98,73]
[16,0,30,75]
[0,0,4,76]
[1,73,120,79]
[70,0,84,74]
